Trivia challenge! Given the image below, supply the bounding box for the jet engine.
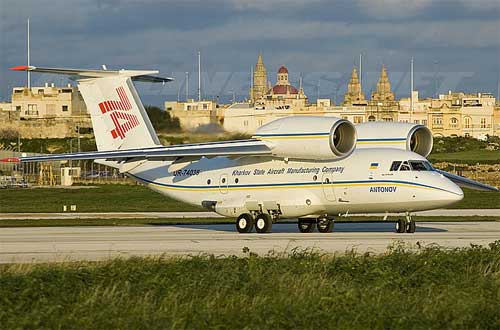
[355,122,433,157]
[253,116,356,160]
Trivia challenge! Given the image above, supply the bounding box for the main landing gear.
[236,213,273,233]
[298,216,334,233]
[395,213,416,234]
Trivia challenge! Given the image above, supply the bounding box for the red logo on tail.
[98,87,139,139]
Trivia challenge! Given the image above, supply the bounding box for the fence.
[0,150,133,186]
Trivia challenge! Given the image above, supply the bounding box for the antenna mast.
[27,18,31,88]
[359,53,362,88]
[185,72,189,101]
[197,51,201,101]
[410,57,414,122]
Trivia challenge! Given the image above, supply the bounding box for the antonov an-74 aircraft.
[5,65,498,234]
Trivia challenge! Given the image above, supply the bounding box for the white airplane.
[5,65,498,234]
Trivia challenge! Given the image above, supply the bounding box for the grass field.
[0,243,499,329]
[429,150,500,164]
[1,184,498,213]
[0,184,202,213]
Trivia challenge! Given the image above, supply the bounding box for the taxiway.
[0,221,499,263]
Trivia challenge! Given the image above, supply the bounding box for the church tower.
[343,67,366,105]
[250,52,267,101]
[371,65,395,101]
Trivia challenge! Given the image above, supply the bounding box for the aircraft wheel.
[396,219,406,233]
[236,213,254,233]
[407,220,416,233]
[317,217,334,233]
[255,213,273,233]
[298,219,315,233]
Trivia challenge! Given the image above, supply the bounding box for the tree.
[144,106,181,133]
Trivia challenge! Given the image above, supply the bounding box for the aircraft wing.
[435,169,499,192]
[2,139,271,163]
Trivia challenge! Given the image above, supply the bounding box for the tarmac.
[0,221,499,263]
[1,209,500,220]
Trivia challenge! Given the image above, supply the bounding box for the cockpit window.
[390,160,434,171]
[409,160,434,171]
[399,161,411,171]
[390,161,402,171]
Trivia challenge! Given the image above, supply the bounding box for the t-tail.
[9,65,173,151]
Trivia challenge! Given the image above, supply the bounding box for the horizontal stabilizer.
[10,65,173,83]
[3,139,271,163]
[436,169,499,192]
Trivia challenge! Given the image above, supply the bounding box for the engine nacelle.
[355,122,433,157]
[253,116,357,160]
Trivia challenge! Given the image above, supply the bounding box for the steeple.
[371,64,395,101]
[343,67,366,105]
[250,51,267,101]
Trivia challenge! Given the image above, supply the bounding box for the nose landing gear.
[395,213,416,233]
[298,216,335,233]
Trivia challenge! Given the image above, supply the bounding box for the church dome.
[278,66,288,74]
[272,85,298,94]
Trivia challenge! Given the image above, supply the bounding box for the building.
[426,92,495,138]
[165,99,223,131]
[250,52,267,101]
[343,67,367,106]
[0,84,92,139]
[0,102,12,112]
[167,53,500,138]
[12,84,87,119]
[494,101,500,136]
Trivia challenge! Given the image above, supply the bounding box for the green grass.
[429,150,500,164]
[450,188,500,209]
[0,184,202,213]
[0,216,499,228]
[1,243,499,329]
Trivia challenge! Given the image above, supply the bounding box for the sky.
[1,0,499,106]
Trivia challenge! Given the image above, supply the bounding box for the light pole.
[228,90,235,104]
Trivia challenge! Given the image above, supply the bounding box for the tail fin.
[78,76,160,150]
[10,65,173,151]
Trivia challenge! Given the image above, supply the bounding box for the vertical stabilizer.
[78,76,160,151]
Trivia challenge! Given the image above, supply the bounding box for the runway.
[1,209,500,220]
[0,221,499,263]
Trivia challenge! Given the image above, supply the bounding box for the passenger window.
[399,161,411,171]
[390,161,402,171]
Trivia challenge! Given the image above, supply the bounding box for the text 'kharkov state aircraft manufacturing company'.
[4,65,498,234]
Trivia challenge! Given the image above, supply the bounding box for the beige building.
[425,92,495,138]
[343,67,367,106]
[168,53,499,138]
[165,99,224,131]
[0,102,12,112]
[0,84,92,138]
[12,84,87,119]
[250,52,267,101]
[494,102,500,136]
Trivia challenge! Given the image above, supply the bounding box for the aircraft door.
[219,174,229,194]
[322,173,336,202]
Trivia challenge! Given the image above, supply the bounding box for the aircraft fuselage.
[129,148,463,219]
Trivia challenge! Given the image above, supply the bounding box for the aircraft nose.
[444,179,464,202]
